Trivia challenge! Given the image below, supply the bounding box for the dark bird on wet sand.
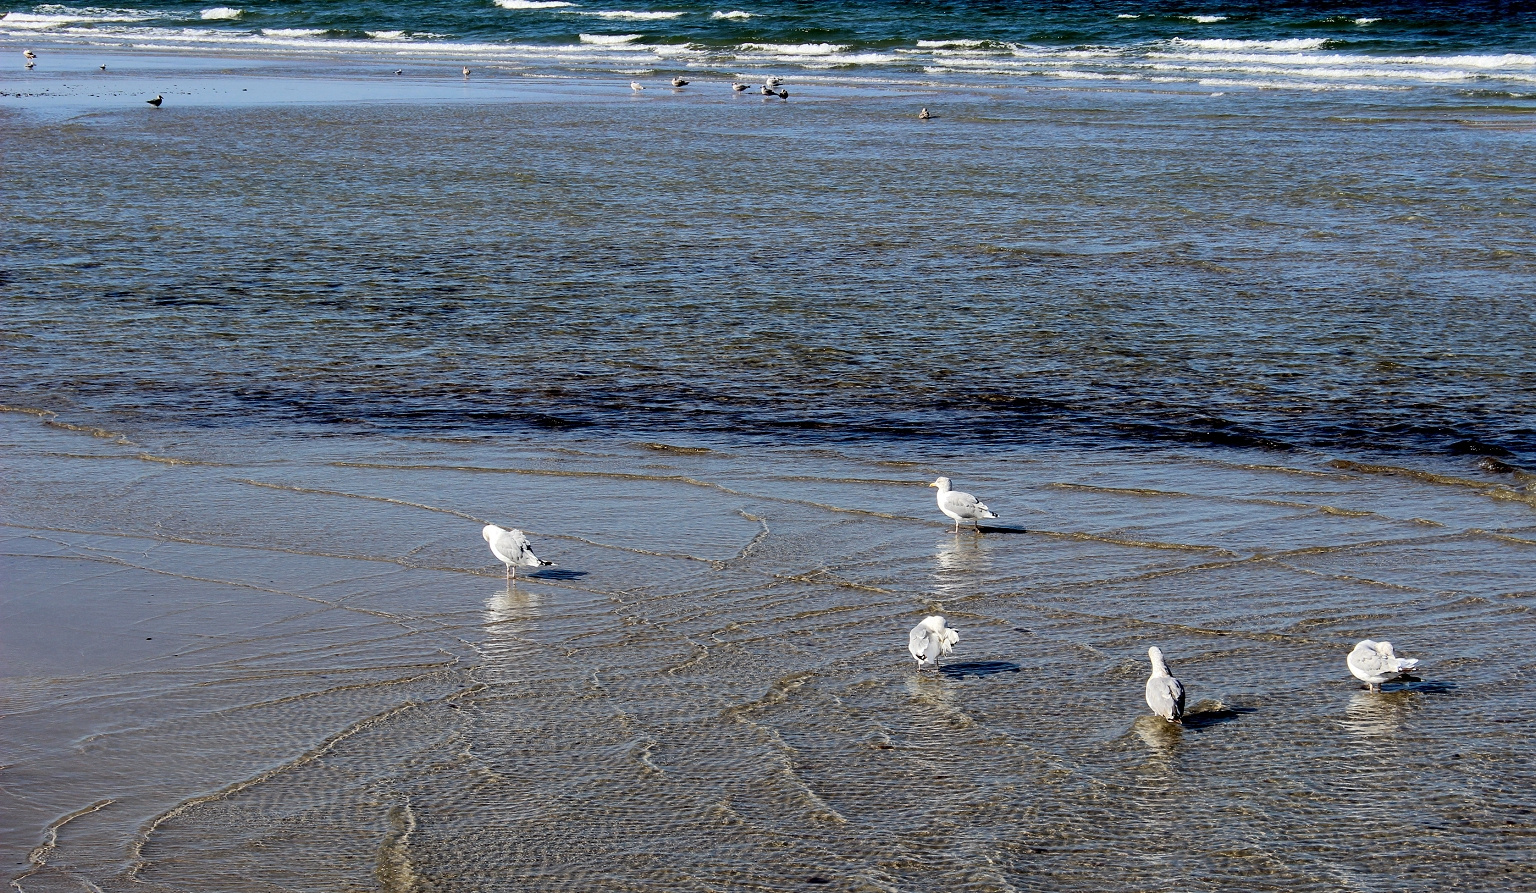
[147,94,162,106]
[100,64,107,71]
[777,88,788,99]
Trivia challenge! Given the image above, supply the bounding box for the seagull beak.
[927,482,937,488]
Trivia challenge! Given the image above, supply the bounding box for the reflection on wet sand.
[1342,689,1415,739]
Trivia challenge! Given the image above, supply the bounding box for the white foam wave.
[1174,37,1326,51]
[1355,17,1380,25]
[576,10,685,19]
[740,42,846,56]
[1117,14,1139,19]
[917,39,987,48]
[1183,15,1227,24]
[262,27,325,37]
[495,0,577,7]
[579,32,641,44]
[1,8,155,29]
[367,30,407,40]
[200,7,241,20]
[711,10,754,19]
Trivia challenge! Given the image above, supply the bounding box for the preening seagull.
[482,524,555,581]
[919,107,932,120]
[1348,639,1420,691]
[630,81,645,91]
[731,82,749,91]
[671,76,689,87]
[146,94,163,107]
[908,615,959,669]
[1145,646,1186,723]
[929,476,998,533]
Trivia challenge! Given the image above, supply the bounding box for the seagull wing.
[499,528,553,567]
[908,624,930,661]
[1146,676,1185,720]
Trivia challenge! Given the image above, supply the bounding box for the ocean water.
[4,0,1536,94]
[4,2,1536,891]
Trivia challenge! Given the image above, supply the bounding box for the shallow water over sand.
[4,411,1534,891]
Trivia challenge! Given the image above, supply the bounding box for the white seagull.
[919,107,932,120]
[908,615,959,669]
[759,84,775,95]
[731,82,749,92]
[671,76,689,87]
[1347,639,1420,691]
[462,66,471,78]
[1145,646,1186,723]
[765,75,782,86]
[630,81,645,91]
[929,476,997,533]
[482,524,555,581]
[24,50,37,60]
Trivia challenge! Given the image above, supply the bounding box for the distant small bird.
[1145,646,1186,723]
[929,476,998,534]
[25,61,35,70]
[146,94,163,107]
[394,69,403,75]
[99,64,107,71]
[919,107,932,120]
[731,82,749,91]
[24,50,37,60]
[630,81,644,91]
[482,524,555,581]
[671,76,689,87]
[908,615,959,669]
[1348,639,1420,691]
[765,75,781,86]
[777,88,788,99]
[462,66,471,78]
[759,84,775,95]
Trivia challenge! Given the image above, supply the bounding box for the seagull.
[394,69,403,75]
[482,524,555,581]
[919,107,932,120]
[908,615,959,669]
[99,64,107,71]
[759,84,775,95]
[929,477,998,533]
[1145,646,1186,723]
[630,81,644,91]
[25,61,34,70]
[777,88,788,99]
[1347,639,1420,691]
[765,75,782,86]
[462,66,471,78]
[24,50,37,60]
[731,82,749,91]
[146,94,163,107]
[671,76,689,87]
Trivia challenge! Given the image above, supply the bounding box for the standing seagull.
[99,64,107,71]
[731,82,749,92]
[630,81,645,91]
[462,66,471,78]
[759,84,775,95]
[777,88,788,100]
[146,94,163,107]
[1347,639,1420,691]
[482,524,555,581]
[1145,646,1186,723]
[765,75,782,86]
[908,615,959,669]
[929,476,998,533]
[671,76,689,87]
[25,61,34,70]
[24,50,37,60]
[919,107,932,120]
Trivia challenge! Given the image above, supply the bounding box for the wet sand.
[4,407,1535,892]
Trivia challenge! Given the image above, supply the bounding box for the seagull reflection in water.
[481,586,541,660]
[1342,689,1413,739]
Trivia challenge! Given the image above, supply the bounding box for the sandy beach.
[5,24,1536,892]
